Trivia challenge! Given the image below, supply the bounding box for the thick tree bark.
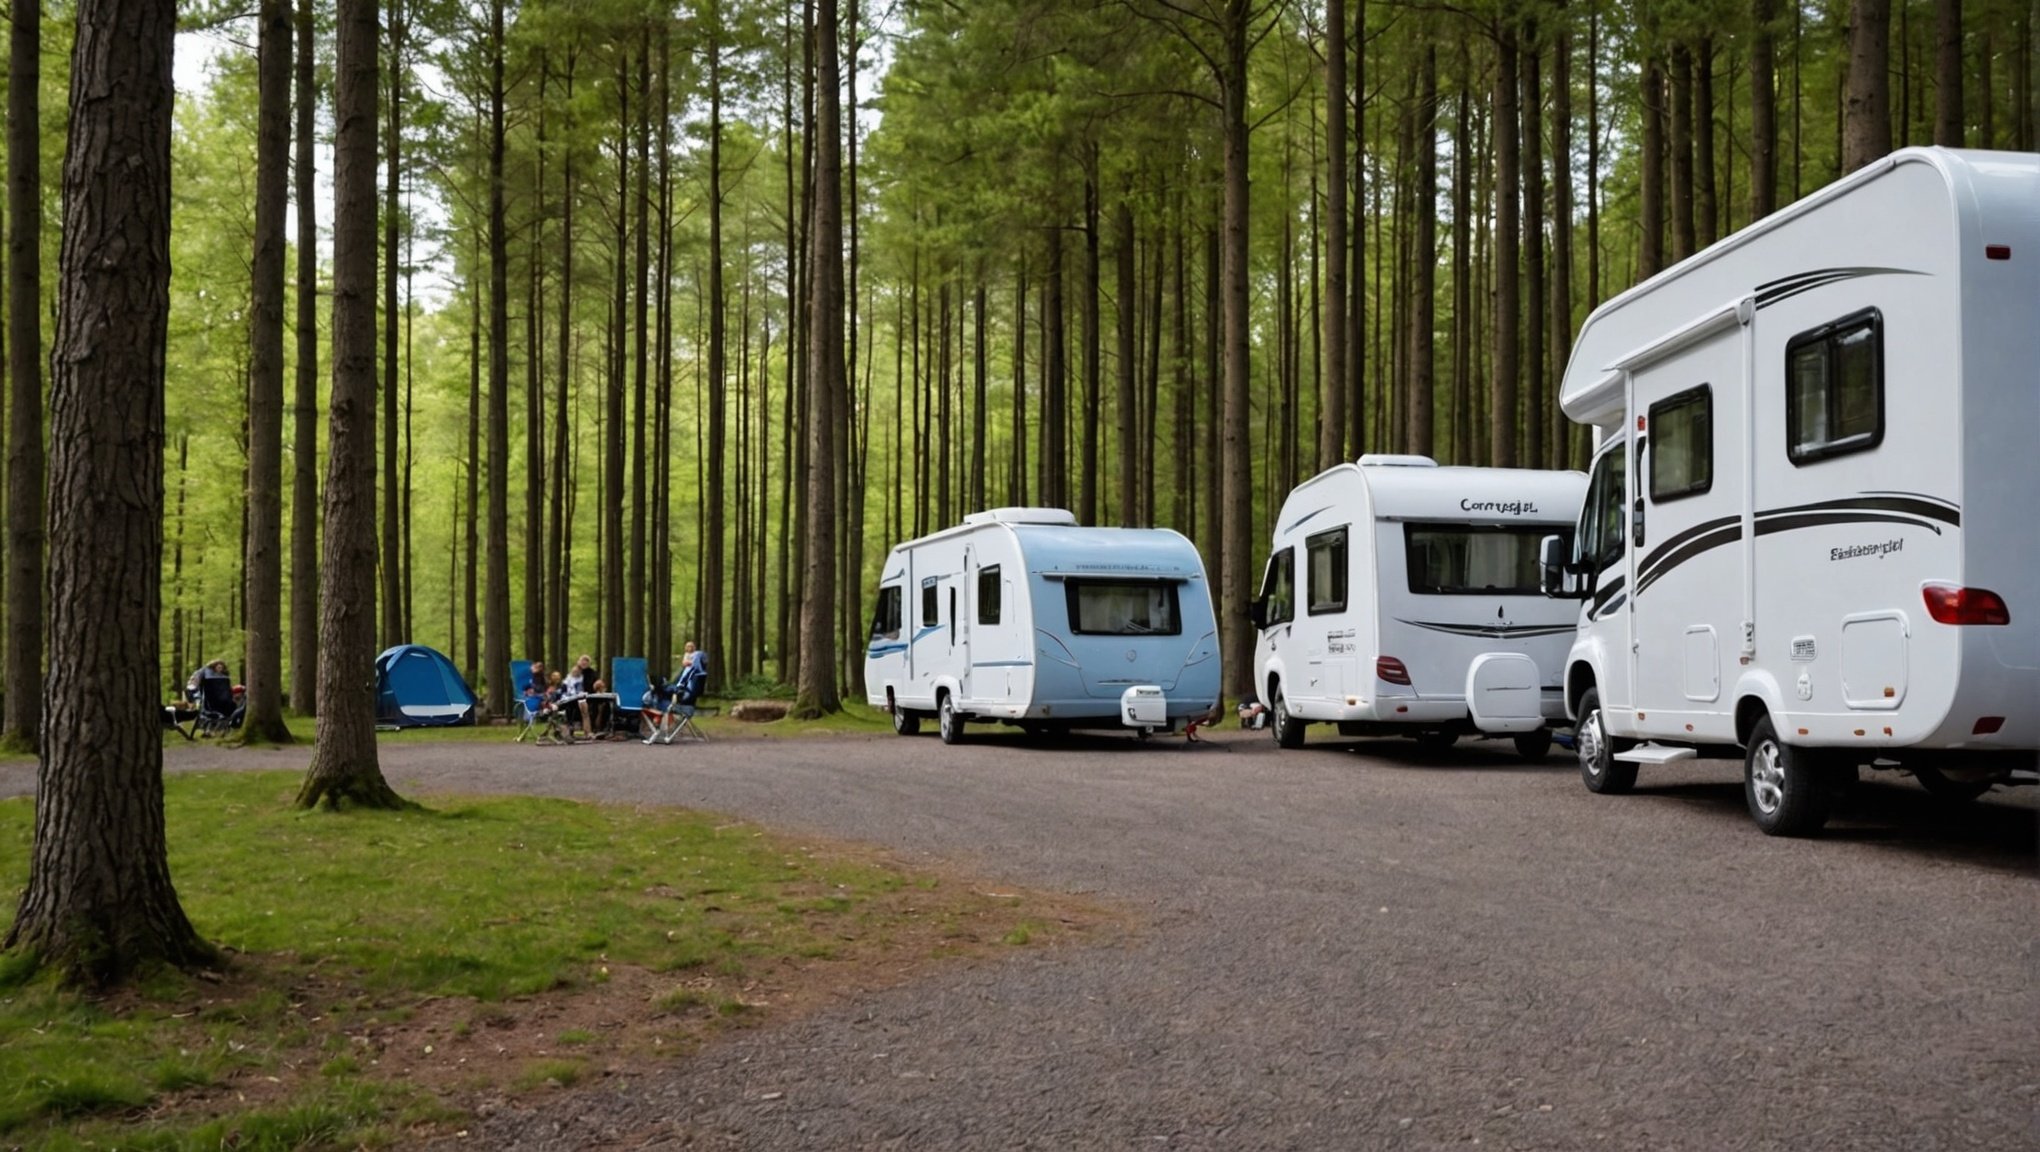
[1640,53,1666,275]
[1219,0,1252,701]
[1491,20,1520,468]
[1116,198,1137,524]
[793,0,844,715]
[550,49,576,670]
[3,0,214,986]
[5,0,44,750]
[299,0,403,811]
[1408,42,1437,458]
[1080,155,1101,525]
[1936,0,1962,145]
[1549,20,1576,469]
[291,0,320,714]
[522,68,543,671]
[468,227,481,683]
[1845,0,1893,171]
[1751,0,1778,219]
[1042,228,1066,509]
[1451,28,1473,464]
[483,0,510,713]
[243,0,293,742]
[705,39,726,678]
[1669,43,1695,262]
[604,57,627,670]
[652,23,672,677]
[1319,0,1347,470]
[380,0,403,649]
[1520,25,1544,469]
[1695,38,1717,246]
[629,29,650,661]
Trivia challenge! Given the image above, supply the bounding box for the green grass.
[0,770,1056,1148]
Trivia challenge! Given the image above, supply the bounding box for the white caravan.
[1249,456,1589,758]
[1544,147,2039,835]
[865,508,1221,743]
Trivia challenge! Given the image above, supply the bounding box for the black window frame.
[871,586,902,641]
[920,580,939,627]
[977,566,1002,625]
[1581,443,1627,571]
[1785,307,1886,466]
[1305,526,1350,615]
[1647,384,1714,502]
[1402,522,1577,597]
[1258,546,1296,627]
[1063,579,1185,637]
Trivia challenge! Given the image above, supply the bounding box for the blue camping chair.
[510,658,541,741]
[643,654,708,744]
[608,658,652,738]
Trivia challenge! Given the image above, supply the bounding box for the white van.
[1544,147,2040,835]
[865,508,1222,743]
[1250,456,1588,758]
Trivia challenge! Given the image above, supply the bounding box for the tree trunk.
[468,226,481,684]
[605,58,628,669]
[299,0,403,811]
[793,0,844,716]
[1491,19,1520,468]
[4,0,44,750]
[1640,52,1666,275]
[1042,227,1066,509]
[1520,24,1544,469]
[483,0,510,713]
[523,67,544,669]
[1936,0,1963,144]
[1219,0,1253,702]
[1011,253,1027,503]
[1751,0,1778,218]
[1409,42,1437,458]
[705,37,726,678]
[1116,197,1137,524]
[1451,28,1473,464]
[652,22,672,678]
[380,0,403,650]
[1319,0,1347,470]
[1695,37,1717,246]
[1845,0,1893,171]
[629,27,650,661]
[290,0,320,715]
[243,0,293,742]
[550,49,577,671]
[1080,155,1100,525]
[3,0,214,986]
[1549,17,1577,469]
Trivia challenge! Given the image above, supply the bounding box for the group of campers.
[521,643,706,744]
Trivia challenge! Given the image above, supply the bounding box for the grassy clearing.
[0,771,1099,1149]
[187,699,897,750]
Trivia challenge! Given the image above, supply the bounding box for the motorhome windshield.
[1064,579,1182,636]
[1404,523,1574,596]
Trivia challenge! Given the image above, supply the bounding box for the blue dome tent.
[374,645,478,727]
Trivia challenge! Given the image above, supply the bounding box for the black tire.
[1414,730,1460,751]
[891,697,921,737]
[1743,715,1833,836]
[1270,683,1306,749]
[1576,688,1638,795]
[937,693,966,745]
[1912,764,1993,802]
[1514,729,1554,762]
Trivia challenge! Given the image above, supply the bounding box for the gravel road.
[9,727,2036,1150]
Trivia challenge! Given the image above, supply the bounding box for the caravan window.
[1258,547,1295,626]
[1648,385,1713,501]
[921,580,939,627]
[1405,524,1571,596]
[1787,309,1884,464]
[1306,527,1349,615]
[1064,580,1182,636]
[1580,446,1627,571]
[872,586,902,641]
[977,566,1002,625]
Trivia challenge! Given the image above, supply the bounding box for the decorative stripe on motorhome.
[1633,494,1962,595]
[1752,266,1925,310]
[1395,620,1580,640]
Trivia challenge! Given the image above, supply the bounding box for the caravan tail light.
[1376,657,1412,686]
[1922,584,2010,626]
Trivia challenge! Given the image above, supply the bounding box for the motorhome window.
[977,566,1002,625]
[1648,386,1713,501]
[1306,527,1349,615]
[921,581,938,627]
[1064,580,1182,636]
[1787,309,1884,464]
[1404,524,1572,596]
[872,586,902,641]
[1580,447,1627,570]
[1258,548,1295,626]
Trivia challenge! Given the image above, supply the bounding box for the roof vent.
[1357,454,1438,468]
[962,507,1080,527]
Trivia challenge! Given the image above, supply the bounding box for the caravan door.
[1578,436,1634,718]
[958,545,974,702]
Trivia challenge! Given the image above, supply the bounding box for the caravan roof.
[1284,458,1586,529]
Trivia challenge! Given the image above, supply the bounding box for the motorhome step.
[1612,744,1698,765]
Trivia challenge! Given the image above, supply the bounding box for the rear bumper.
[1312,691,1566,725]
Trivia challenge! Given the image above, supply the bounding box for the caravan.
[1544,147,2040,835]
[865,509,1221,742]
[1249,456,1588,757]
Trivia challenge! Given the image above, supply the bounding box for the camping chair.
[510,658,541,742]
[642,658,707,744]
[608,658,652,739]
[195,673,243,737]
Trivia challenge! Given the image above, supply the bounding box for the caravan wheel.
[1270,684,1306,749]
[1576,689,1638,795]
[938,693,966,745]
[1743,717,1833,836]
[890,697,921,736]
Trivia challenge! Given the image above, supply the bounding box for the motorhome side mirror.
[1538,535,1567,597]
[1248,599,1268,630]
[1631,498,1647,549]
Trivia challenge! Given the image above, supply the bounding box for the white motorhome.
[1545,147,2039,835]
[1249,456,1589,758]
[865,509,1221,743]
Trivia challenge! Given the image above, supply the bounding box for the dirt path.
[8,728,2036,1149]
